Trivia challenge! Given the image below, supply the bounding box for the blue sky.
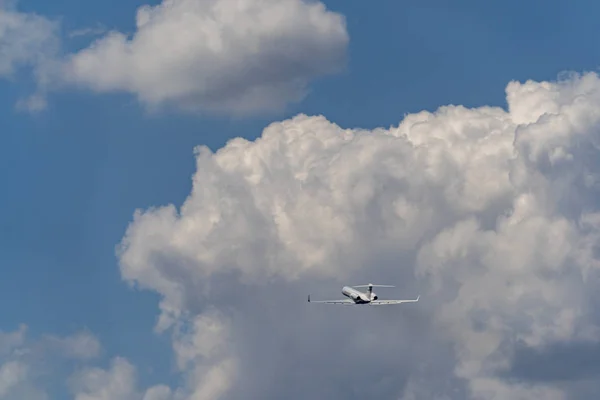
[2,0,600,398]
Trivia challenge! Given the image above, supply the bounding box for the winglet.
[308,294,311,303]
[416,295,420,301]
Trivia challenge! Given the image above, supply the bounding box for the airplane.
[307,283,420,305]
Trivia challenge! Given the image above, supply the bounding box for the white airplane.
[308,283,420,305]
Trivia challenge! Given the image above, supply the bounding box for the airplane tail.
[352,284,395,300]
[352,284,395,288]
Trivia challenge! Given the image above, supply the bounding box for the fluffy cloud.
[1,0,347,115]
[62,0,348,115]
[0,1,61,111]
[0,324,102,399]
[69,357,147,400]
[0,2,59,78]
[68,312,235,400]
[117,71,600,399]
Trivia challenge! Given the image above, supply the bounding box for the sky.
[2,0,600,399]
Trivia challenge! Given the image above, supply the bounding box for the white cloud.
[0,360,28,397]
[0,1,61,111]
[0,324,26,357]
[118,71,600,399]
[67,24,107,39]
[169,311,237,400]
[62,0,348,115]
[0,325,102,399]
[68,311,236,400]
[1,0,348,115]
[0,2,59,78]
[69,357,140,400]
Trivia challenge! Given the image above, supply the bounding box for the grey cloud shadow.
[227,280,438,399]
[501,273,600,385]
[504,340,600,383]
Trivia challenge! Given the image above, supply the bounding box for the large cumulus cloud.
[117,71,600,399]
[61,0,348,115]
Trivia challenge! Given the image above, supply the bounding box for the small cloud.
[67,23,107,39]
[0,325,27,357]
[42,330,101,360]
[0,325,102,398]
[61,0,349,116]
[15,93,47,113]
[0,4,60,79]
[0,360,28,397]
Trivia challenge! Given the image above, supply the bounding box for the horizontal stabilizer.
[352,284,395,288]
[369,295,420,305]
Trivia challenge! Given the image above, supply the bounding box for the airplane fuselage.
[341,286,376,304]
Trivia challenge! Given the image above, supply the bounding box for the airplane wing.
[369,295,420,305]
[308,295,355,304]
